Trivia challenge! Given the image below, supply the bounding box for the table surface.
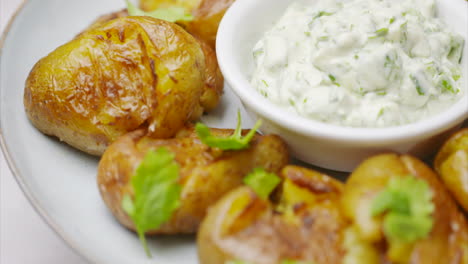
[0,0,85,263]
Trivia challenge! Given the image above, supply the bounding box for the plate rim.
[0,1,96,263]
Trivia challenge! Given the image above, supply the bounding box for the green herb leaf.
[447,35,465,63]
[122,148,182,257]
[244,168,281,200]
[440,79,456,93]
[126,0,193,22]
[314,11,333,19]
[309,11,333,27]
[371,176,434,243]
[289,98,296,107]
[329,74,340,86]
[196,111,262,150]
[376,28,389,36]
[369,28,389,39]
[410,75,425,95]
[377,108,385,118]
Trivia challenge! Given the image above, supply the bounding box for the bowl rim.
[216,0,468,146]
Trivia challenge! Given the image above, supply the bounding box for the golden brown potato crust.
[97,128,289,234]
[24,17,205,156]
[342,154,468,264]
[434,129,468,212]
[198,165,346,264]
[141,0,236,48]
[196,37,224,112]
[88,10,224,113]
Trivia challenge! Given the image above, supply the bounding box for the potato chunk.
[97,127,289,234]
[341,154,468,264]
[24,17,206,155]
[140,0,236,48]
[197,165,346,264]
[434,128,468,212]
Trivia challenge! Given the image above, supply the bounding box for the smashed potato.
[24,17,206,156]
[141,0,236,47]
[434,128,468,212]
[341,154,468,264]
[89,9,224,113]
[97,127,289,234]
[197,165,347,264]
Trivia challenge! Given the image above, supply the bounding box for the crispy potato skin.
[97,128,289,234]
[198,165,346,264]
[434,129,468,212]
[24,17,206,156]
[341,154,468,264]
[141,0,236,48]
[90,10,224,113]
[196,37,224,112]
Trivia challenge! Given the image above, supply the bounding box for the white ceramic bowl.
[217,0,468,172]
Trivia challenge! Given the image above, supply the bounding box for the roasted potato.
[88,10,224,112]
[141,0,236,48]
[434,129,468,212]
[24,17,206,156]
[197,165,347,264]
[97,127,289,234]
[341,154,468,264]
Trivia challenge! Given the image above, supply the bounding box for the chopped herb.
[314,11,333,19]
[126,0,193,22]
[303,98,308,103]
[377,91,387,96]
[384,54,400,81]
[304,32,311,37]
[260,90,268,98]
[400,22,408,45]
[371,176,434,244]
[370,28,389,39]
[389,17,396,24]
[354,54,359,59]
[410,75,425,95]
[377,108,385,118]
[244,168,281,200]
[122,148,182,257]
[309,11,333,27]
[359,87,365,95]
[253,49,264,58]
[440,79,456,93]
[289,98,296,106]
[329,74,340,86]
[262,79,269,87]
[318,36,329,41]
[447,36,465,63]
[195,111,262,150]
[453,75,461,81]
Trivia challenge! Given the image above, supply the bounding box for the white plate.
[0,0,255,263]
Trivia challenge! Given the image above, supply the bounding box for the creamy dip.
[251,0,465,127]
